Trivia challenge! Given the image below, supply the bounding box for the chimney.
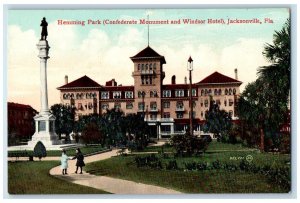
[171,75,176,84]
[65,75,68,84]
[234,68,238,80]
[184,76,187,84]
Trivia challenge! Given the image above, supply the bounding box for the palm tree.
[257,18,290,132]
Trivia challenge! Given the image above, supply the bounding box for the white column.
[170,123,174,135]
[37,40,50,115]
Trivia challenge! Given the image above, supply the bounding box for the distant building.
[8,102,38,142]
[57,46,242,138]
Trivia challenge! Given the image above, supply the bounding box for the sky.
[7,8,290,111]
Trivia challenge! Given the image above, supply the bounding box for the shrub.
[184,162,197,171]
[33,141,47,160]
[196,162,208,170]
[166,160,179,170]
[134,154,162,169]
[170,133,209,156]
[212,160,222,169]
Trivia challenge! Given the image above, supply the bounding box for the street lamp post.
[188,56,193,136]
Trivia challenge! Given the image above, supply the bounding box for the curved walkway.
[49,149,182,194]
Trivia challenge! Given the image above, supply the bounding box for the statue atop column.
[40,17,48,40]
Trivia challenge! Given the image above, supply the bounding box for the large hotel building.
[57,46,242,138]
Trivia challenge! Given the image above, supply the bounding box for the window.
[126,102,133,109]
[138,64,140,71]
[229,110,233,117]
[204,100,209,107]
[114,103,121,109]
[214,89,218,95]
[150,114,157,121]
[200,99,203,107]
[233,88,236,95]
[163,101,170,108]
[201,111,204,118]
[219,89,222,95]
[229,88,232,95]
[150,102,157,110]
[163,112,170,118]
[150,90,158,98]
[101,103,109,110]
[176,113,183,118]
[189,111,196,118]
[141,64,144,71]
[125,91,133,99]
[193,101,196,108]
[101,92,109,99]
[138,102,145,111]
[176,101,184,109]
[163,90,171,97]
[224,99,227,106]
[113,91,121,99]
[88,102,93,109]
[138,91,146,98]
[229,99,234,106]
[225,89,228,95]
[78,103,83,110]
[201,89,204,96]
[188,89,197,96]
[175,90,184,97]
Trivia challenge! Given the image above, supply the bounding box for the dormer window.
[101,92,109,99]
[175,90,184,97]
[113,91,121,99]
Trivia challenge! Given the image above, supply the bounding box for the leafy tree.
[81,123,103,144]
[100,108,125,146]
[33,141,47,161]
[50,104,75,139]
[170,130,209,156]
[237,19,290,150]
[204,98,232,140]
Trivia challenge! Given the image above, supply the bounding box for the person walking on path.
[60,149,71,175]
[72,148,85,174]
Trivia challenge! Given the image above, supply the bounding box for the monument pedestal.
[27,113,61,148]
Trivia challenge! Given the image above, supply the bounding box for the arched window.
[233,88,236,95]
[225,89,228,95]
[214,89,218,95]
[229,88,232,95]
[219,89,222,95]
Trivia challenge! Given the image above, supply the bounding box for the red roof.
[130,46,166,64]
[57,75,102,89]
[163,84,198,90]
[102,85,134,91]
[197,71,242,85]
[8,102,37,112]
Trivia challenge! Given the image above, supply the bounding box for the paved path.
[49,149,182,194]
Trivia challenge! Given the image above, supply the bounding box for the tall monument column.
[27,17,61,149]
[37,40,50,115]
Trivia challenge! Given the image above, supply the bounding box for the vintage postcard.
[6,8,291,195]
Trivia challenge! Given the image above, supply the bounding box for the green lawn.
[8,145,107,157]
[86,155,288,193]
[206,140,255,151]
[8,161,110,194]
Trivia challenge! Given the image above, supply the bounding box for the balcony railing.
[149,107,158,112]
[141,70,154,75]
[175,107,185,111]
[161,118,174,122]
